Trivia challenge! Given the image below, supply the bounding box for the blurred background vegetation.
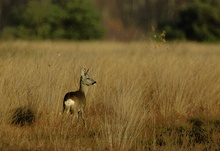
[0,0,219,41]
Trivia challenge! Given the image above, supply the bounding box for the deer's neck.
[79,79,89,96]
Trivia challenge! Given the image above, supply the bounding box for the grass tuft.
[11,106,36,126]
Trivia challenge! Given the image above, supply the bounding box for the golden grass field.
[0,41,220,150]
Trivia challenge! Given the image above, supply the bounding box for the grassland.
[0,41,220,150]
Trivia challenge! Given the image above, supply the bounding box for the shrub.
[1,0,104,40]
[60,0,105,40]
[159,0,220,42]
[158,23,185,40]
[178,1,220,42]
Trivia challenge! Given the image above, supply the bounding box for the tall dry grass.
[0,41,220,150]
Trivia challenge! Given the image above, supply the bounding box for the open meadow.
[0,41,220,150]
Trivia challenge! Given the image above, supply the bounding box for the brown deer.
[63,68,96,128]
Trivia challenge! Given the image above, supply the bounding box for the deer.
[63,68,96,128]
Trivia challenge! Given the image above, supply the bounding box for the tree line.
[0,0,104,40]
[0,0,220,41]
[93,0,220,41]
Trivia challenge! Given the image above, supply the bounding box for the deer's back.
[64,91,86,106]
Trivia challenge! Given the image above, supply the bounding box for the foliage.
[159,0,220,42]
[0,0,104,40]
[178,1,220,42]
[158,23,186,41]
[58,0,105,39]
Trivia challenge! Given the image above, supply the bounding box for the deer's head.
[80,68,96,86]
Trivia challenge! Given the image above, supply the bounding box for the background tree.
[178,0,220,41]
[59,0,105,39]
[1,0,104,40]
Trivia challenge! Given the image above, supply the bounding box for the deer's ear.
[86,68,90,74]
[81,68,86,76]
